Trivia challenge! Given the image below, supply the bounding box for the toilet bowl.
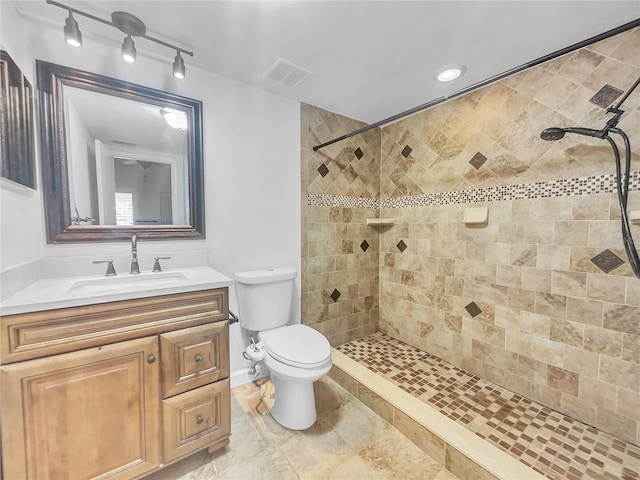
[234,267,333,430]
[260,325,332,430]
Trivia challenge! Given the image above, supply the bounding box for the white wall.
[0,6,42,274]
[66,99,98,221]
[0,2,301,382]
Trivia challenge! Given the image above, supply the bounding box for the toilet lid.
[261,325,331,368]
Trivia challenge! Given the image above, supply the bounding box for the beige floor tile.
[315,375,355,416]
[319,454,390,479]
[433,468,462,480]
[144,375,457,480]
[279,417,355,478]
[358,426,444,479]
[232,379,294,446]
[321,396,391,452]
[142,449,218,480]
[216,448,297,480]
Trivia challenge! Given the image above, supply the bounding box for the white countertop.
[0,266,233,316]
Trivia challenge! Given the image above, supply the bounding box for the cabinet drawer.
[162,379,230,463]
[160,322,229,398]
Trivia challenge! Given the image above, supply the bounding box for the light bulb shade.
[162,108,188,130]
[173,52,185,79]
[121,35,137,63]
[64,13,82,47]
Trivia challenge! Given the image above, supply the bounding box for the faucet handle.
[152,256,171,272]
[93,260,117,276]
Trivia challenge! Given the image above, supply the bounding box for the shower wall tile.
[563,345,599,377]
[301,104,380,346]
[304,28,640,445]
[623,334,640,364]
[375,28,640,445]
[565,296,603,326]
[627,278,640,306]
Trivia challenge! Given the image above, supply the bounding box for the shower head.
[540,128,566,141]
[540,126,602,141]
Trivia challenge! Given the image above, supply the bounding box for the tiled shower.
[301,24,640,452]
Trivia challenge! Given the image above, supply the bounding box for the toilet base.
[269,374,318,430]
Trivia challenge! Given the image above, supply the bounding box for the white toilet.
[235,267,332,430]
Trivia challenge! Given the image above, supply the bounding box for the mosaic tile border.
[307,193,379,209]
[307,171,640,208]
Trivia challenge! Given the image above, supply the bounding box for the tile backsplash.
[302,26,640,445]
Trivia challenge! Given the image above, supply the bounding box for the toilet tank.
[234,267,296,331]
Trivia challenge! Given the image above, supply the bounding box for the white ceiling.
[12,0,640,123]
[64,86,188,157]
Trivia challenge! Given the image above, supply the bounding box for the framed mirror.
[37,60,204,243]
[1,50,36,189]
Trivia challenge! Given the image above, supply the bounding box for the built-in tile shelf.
[463,207,488,225]
[366,218,395,226]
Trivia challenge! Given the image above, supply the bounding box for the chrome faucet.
[130,234,140,274]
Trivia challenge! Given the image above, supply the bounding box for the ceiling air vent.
[110,138,139,147]
[262,58,313,88]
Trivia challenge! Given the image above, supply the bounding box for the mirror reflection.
[63,87,188,226]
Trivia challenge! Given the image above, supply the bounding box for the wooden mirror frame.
[37,60,205,243]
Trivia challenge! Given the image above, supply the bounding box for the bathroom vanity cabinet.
[0,288,231,480]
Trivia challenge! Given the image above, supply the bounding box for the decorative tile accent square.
[337,333,640,480]
[401,145,413,158]
[469,152,488,170]
[589,84,624,109]
[354,147,364,159]
[317,163,329,178]
[396,240,407,253]
[465,301,482,317]
[330,288,341,302]
[590,249,625,273]
[360,239,369,252]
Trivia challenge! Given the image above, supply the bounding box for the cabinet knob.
[196,415,204,425]
[195,354,203,362]
[147,355,156,364]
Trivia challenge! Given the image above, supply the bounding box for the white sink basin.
[66,271,189,295]
[0,266,234,316]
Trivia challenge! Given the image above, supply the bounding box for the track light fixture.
[121,35,137,63]
[173,52,185,79]
[63,12,82,47]
[46,0,193,79]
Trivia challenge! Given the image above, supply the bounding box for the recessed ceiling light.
[435,64,467,82]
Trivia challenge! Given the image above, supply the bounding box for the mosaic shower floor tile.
[337,332,640,480]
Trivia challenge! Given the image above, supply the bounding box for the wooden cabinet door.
[160,322,229,398]
[1,336,161,480]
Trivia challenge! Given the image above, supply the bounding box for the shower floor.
[336,332,639,480]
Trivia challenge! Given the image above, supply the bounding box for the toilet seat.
[261,324,331,369]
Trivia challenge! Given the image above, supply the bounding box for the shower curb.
[329,349,547,480]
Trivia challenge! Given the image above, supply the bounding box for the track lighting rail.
[46,0,193,78]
